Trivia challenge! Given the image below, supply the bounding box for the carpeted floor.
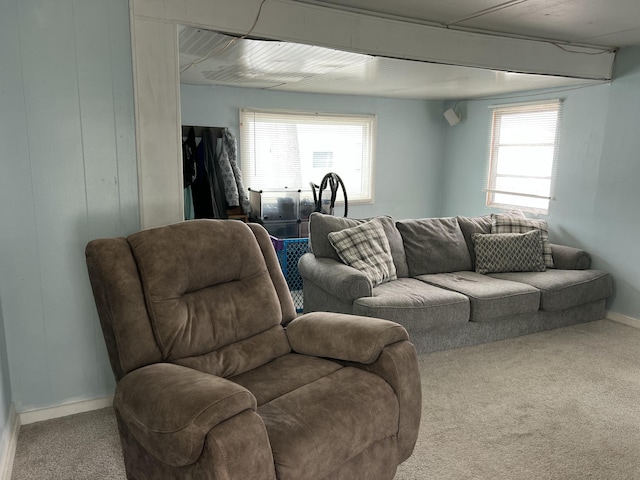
[12,407,125,479]
[12,319,640,479]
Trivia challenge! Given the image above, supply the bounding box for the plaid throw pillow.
[491,213,554,268]
[472,230,546,274]
[328,218,397,287]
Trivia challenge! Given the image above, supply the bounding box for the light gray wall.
[440,46,640,319]
[0,0,19,437]
[180,84,447,220]
[0,296,12,436]
[0,0,139,412]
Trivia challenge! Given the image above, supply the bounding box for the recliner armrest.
[298,253,372,303]
[286,312,409,364]
[115,363,256,467]
[550,243,591,270]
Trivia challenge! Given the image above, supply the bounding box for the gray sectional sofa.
[299,212,613,354]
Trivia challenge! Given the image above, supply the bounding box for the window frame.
[239,108,376,204]
[485,100,562,215]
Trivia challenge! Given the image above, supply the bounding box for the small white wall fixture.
[443,108,461,126]
[129,0,615,228]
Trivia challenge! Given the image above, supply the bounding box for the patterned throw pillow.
[491,214,554,268]
[472,230,546,274]
[328,218,397,287]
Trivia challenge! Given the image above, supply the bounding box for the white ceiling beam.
[133,0,615,80]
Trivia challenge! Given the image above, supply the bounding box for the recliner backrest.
[86,220,296,380]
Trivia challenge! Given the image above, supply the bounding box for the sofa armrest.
[115,363,257,467]
[286,311,409,364]
[298,253,372,303]
[550,243,591,270]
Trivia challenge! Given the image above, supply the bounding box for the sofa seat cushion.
[230,353,342,406]
[416,272,540,322]
[353,278,470,331]
[488,269,613,311]
[259,366,399,480]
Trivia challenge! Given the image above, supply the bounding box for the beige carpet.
[396,319,640,480]
[12,320,640,479]
[12,407,125,479]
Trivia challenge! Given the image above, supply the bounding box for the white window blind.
[240,108,375,203]
[486,100,562,214]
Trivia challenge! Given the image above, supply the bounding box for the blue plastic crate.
[270,236,309,312]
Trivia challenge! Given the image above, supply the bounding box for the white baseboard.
[0,404,20,480]
[606,311,640,330]
[19,396,114,426]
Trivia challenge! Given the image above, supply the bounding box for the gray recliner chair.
[85,219,421,479]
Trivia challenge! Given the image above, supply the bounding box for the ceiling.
[179,0,640,100]
[304,0,640,48]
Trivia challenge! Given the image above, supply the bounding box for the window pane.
[253,123,302,189]
[498,111,558,145]
[493,192,549,211]
[298,124,365,194]
[312,151,334,169]
[241,109,375,202]
[496,146,554,177]
[495,176,551,197]
[487,101,560,214]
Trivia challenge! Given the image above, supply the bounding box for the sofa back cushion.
[396,217,472,275]
[456,215,492,269]
[127,220,288,368]
[328,218,397,286]
[309,213,409,278]
[457,211,526,269]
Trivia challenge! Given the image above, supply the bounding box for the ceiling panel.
[272,56,595,99]
[458,0,640,46]
[295,0,502,25]
[294,0,640,47]
[179,27,600,100]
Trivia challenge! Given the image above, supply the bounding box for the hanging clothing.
[191,133,223,219]
[182,127,197,220]
[184,185,195,220]
[185,125,250,219]
[202,128,227,219]
[182,127,197,188]
[219,128,251,215]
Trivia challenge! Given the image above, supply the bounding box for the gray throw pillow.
[396,217,472,275]
[328,218,397,287]
[472,230,546,274]
[491,213,554,268]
